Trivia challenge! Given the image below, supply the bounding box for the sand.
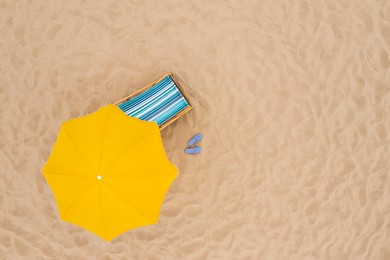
[1,0,390,259]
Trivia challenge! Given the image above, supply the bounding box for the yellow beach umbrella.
[42,105,178,241]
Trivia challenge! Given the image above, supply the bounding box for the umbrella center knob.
[97,175,102,180]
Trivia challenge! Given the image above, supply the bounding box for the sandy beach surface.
[1,0,390,259]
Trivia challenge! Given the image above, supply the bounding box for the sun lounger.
[115,73,193,130]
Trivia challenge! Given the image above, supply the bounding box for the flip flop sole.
[184,146,201,154]
[188,134,202,146]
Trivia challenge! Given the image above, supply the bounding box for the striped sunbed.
[117,75,191,127]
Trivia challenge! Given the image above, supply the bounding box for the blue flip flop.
[184,146,201,154]
[187,134,202,146]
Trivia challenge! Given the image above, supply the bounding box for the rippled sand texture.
[1,0,390,259]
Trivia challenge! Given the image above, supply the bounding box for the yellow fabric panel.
[103,175,177,223]
[43,126,95,177]
[103,127,178,178]
[100,182,156,241]
[61,106,108,173]
[60,182,106,240]
[43,172,95,217]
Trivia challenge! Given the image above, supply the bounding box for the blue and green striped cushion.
[118,75,190,126]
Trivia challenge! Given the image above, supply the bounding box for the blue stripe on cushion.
[118,75,190,126]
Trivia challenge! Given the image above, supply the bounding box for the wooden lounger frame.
[114,73,193,130]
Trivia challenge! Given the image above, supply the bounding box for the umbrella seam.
[103,175,176,179]
[63,125,97,174]
[98,183,108,241]
[61,181,97,219]
[98,106,110,173]
[43,170,93,178]
[101,181,155,223]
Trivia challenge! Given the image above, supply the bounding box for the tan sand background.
[1,0,390,259]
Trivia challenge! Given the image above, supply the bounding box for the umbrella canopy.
[42,105,178,241]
